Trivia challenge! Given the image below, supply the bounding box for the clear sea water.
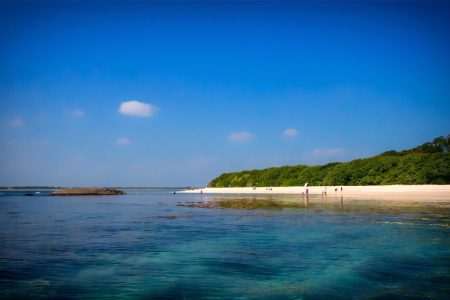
[0,189,449,299]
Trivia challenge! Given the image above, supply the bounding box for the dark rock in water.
[24,193,35,196]
[50,188,126,196]
[176,198,305,210]
[158,215,178,219]
[176,202,217,209]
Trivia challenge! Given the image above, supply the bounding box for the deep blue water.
[0,190,449,299]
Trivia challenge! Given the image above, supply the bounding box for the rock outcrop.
[51,188,125,196]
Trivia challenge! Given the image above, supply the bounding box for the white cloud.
[71,109,85,118]
[10,116,24,128]
[228,131,254,142]
[282,128,298,138]
[118,100,157,117]
[311,148,346,157]
[116,138,131,145]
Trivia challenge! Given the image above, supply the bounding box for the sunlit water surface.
[0,189,449,299]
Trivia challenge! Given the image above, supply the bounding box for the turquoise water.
[0,190,449,299]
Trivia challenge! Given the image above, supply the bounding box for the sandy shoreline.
[179,185,450,201]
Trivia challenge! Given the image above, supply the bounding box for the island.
[178,135,450,199]
[50,188,126,196]
[208,135,450,187]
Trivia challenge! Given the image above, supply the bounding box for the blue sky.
[1,1,449,187]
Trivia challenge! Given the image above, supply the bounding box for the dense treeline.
[208,135,450,187]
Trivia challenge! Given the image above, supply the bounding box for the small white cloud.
[311,148,346,157]
[10,116,24,128]
[228,131,254,142]
[71,109,85,118]
[282,128,298,138]
[116,138,131,145]
[119,100,157,117]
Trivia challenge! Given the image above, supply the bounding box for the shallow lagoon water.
[0,190,449,299]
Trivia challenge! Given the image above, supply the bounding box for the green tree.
[208,135,450,187]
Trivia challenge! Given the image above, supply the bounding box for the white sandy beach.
[179,185,450,201]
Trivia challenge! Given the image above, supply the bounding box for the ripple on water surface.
[0,191,449,299]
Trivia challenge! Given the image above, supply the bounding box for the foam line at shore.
[179,185,450,200]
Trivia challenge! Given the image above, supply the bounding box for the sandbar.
[179,185,450,201]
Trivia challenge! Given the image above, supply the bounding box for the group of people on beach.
[302,185,343,197]
[321,186,343,197]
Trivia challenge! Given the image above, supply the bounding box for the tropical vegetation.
[208,135,450,187]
